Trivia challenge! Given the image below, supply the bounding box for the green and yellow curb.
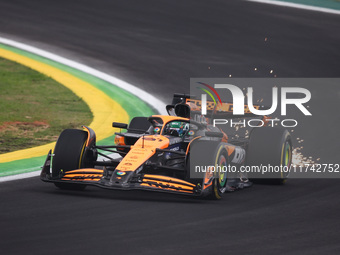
[0,43,155,177]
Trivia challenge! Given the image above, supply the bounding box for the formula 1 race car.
[41,94,292,199]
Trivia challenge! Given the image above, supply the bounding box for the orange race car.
[41,94,292,199]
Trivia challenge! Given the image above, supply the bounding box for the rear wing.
[167,93,268,121]
[186,98,262,118]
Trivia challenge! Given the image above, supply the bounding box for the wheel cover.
[218,154,227,190]
[282,141,292,179]
[284,142,291,167]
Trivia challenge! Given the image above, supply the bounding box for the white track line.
[0,36,167,182]
[247,0,340,15]
[0,170,41,183]
[0,154,120,183]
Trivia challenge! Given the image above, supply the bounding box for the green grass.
[0,57,93,154]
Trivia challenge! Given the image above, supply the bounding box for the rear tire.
[246,127,292,184]
[52,129,89,190]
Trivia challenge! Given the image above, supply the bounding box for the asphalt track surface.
[0,0,340,254]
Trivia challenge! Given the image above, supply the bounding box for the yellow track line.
[0,48,129,163]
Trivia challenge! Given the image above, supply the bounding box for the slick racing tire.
[246,127,292,184]
[52,129,88,190]
[188,140,229,200]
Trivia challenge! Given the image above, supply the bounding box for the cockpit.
[148,117,198,138]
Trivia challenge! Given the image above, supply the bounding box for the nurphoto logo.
[195,83,312,128]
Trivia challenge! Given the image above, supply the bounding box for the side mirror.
[112,122,128,129]
[174,104,190,118]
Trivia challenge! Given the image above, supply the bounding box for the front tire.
[207,145,229,200]
[52,129,89,190]
[187,140,228,199]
